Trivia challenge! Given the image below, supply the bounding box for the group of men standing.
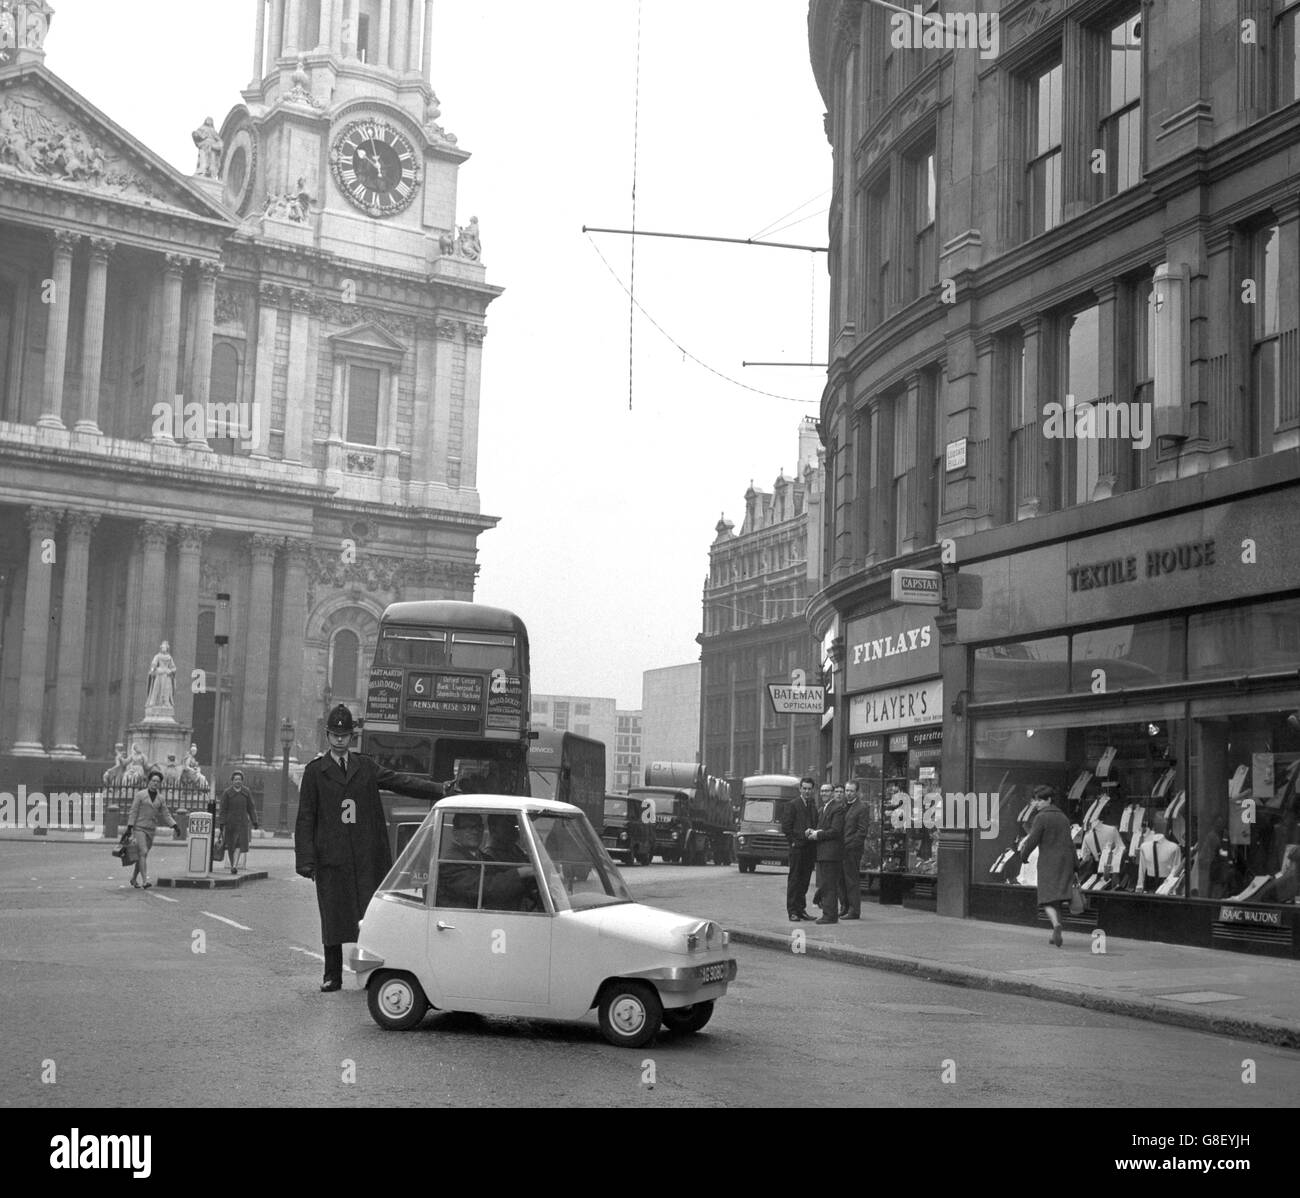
[781,776,868,924]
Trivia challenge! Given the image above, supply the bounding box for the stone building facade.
[0,0,500,790]
[699,419,825,781]
[807,0,1300,952]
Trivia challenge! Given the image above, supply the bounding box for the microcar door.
[427,809,552,1008]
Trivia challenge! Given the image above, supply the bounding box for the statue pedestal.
[126,721,192,779]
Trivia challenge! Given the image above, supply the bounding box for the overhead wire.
[628,0,642,411]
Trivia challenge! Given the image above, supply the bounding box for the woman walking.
[125,768,177,889]
[1018,784,1076,947]
[217,769,259,875]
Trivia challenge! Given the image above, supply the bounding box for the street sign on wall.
[767,684,826,714]
[890,568,942,605]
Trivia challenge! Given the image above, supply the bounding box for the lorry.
[629,762,735,866]
[600,793,656,866]
[734,774,802,873]
[527,729,606,832]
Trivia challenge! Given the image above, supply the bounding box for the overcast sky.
[47,0,831,709]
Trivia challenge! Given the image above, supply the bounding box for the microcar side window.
[432,810,546,913]
[377,817,436,905]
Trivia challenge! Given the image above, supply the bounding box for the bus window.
[379,630,448,668]
[448,633,515,672]
[364,733,433,774]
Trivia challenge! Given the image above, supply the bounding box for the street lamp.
[278,716,294,837]
[211,592,230,794]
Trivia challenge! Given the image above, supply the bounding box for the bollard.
[186,810,213,876]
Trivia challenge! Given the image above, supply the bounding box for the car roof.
[438,794,580,815]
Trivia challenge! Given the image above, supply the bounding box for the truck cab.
[735,774,801,874]
[600,793,655,866]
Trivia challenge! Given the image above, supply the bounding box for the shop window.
[1188,598,1300,679]
[1025,60,1064,236]
[1098,13,1142,199]
[1070,619,1185,692]
[972,636,1070,702]
[1275,0,1300,107]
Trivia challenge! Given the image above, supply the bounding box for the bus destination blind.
[406,672,484,717]
[486,671,524,730]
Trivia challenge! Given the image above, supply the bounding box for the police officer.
[295,704,454,991]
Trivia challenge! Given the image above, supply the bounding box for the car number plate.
[698,962,727,985]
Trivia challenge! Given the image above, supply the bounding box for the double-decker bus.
[360,601,530,852]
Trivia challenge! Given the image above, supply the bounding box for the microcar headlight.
[684,920,725,952]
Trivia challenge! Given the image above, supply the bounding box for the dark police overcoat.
[295,752,446,944]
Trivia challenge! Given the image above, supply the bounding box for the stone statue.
[123,742,148,787]
[437,229,456,256]
[456,215,481,261]
[265,176,312,223]
[102,742,128,786]
[181,743,210,791]
[146,640,176,712]
[25,10,46,49]
[192,117,223,179]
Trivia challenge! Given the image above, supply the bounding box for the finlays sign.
[845,607,942,691]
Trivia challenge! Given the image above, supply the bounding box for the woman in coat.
[1018,784,1076,947]
[218,769,259,875]
[125,767,177,889]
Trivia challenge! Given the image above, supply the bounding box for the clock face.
[330,120,421,218]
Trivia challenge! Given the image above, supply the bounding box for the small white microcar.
[350,796,737,1048]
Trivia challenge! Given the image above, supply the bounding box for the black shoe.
[842,913,860,920]
[320,978,343,992]
[815,916,838,925]
[789,914,802,922]
[129,878,140,888]
[1050,927,1063,947]
[797,911,813,921]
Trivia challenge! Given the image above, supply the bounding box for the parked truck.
[734,774,802,873]
[527,729,606,831]
[629,762,735,865]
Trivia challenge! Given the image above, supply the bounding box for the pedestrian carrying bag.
[1068,877,1086,916]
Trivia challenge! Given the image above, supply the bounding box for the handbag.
[1068,876,1086,916]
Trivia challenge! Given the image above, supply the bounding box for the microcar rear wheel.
[367,970,428,1031]
[598,980,663,1049]
[662,1001,714,1035]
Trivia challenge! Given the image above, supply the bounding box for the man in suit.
[809,782,846,924]
[840,779,868,919]
[295,704,454,991]
[781,776,820,922]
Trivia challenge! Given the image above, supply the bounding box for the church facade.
[0,0,501,793]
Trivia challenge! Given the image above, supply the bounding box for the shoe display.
[320,979,343,992]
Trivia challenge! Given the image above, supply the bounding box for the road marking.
[291,946,325,961]
[147,892,178,903]
[202,911,251,930]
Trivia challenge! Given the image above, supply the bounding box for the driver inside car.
[437,813,536,911]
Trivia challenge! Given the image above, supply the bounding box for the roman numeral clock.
[330,119,421,218]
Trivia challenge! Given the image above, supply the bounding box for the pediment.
[0,66,232,222]
[329,320,408,357]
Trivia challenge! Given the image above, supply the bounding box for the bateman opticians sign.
[767,684,827,714]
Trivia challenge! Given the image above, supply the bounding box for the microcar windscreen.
[527,811,633,912]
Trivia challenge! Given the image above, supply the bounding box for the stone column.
[284,289,312,463]
[421,0,432,77]
[270,0,285,60]
[173,526,209,731]
[253,0,267,77]
[378,0,392,65]
[239,535,280,762]
[153,254,187,444]
[187,260,222,451]
[38,230,79,429]
[319,0,335,48]
[342,0,358,57]
[50,510,99,758]
[285,0,301,53]
[251,284,280,459]
[393,0,410,70]
[1019,315,1045,517]
[137,523,171,688]
[406,0,422,72]
[279,539,312,760]
[12,506,62,755]
[75,237,113,436]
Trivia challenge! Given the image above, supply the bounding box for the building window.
[905,140,937,300]
[553,702,569,731]
[735,693,756,733]
[1062,303,1101,507]
[532,700,549,714]
[1099,13,1142,199]
[1131,274,1157,487]
[209,341,243,455]
[1275,1,1300,106]
[1026,61,1064,236]
[864,173,892,327]
[1001,327,1029,519]
[330,629,361,699]
[1250,223,1283,455]
[893,389,916,555]
[575,703,590,716]
[346,364,382,445]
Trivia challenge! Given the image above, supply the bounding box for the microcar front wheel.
[367,970,428,1031]
[597,980,663,1049]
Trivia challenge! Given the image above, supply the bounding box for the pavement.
[8,830,1300,1050]
[644,869,1300,1051]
